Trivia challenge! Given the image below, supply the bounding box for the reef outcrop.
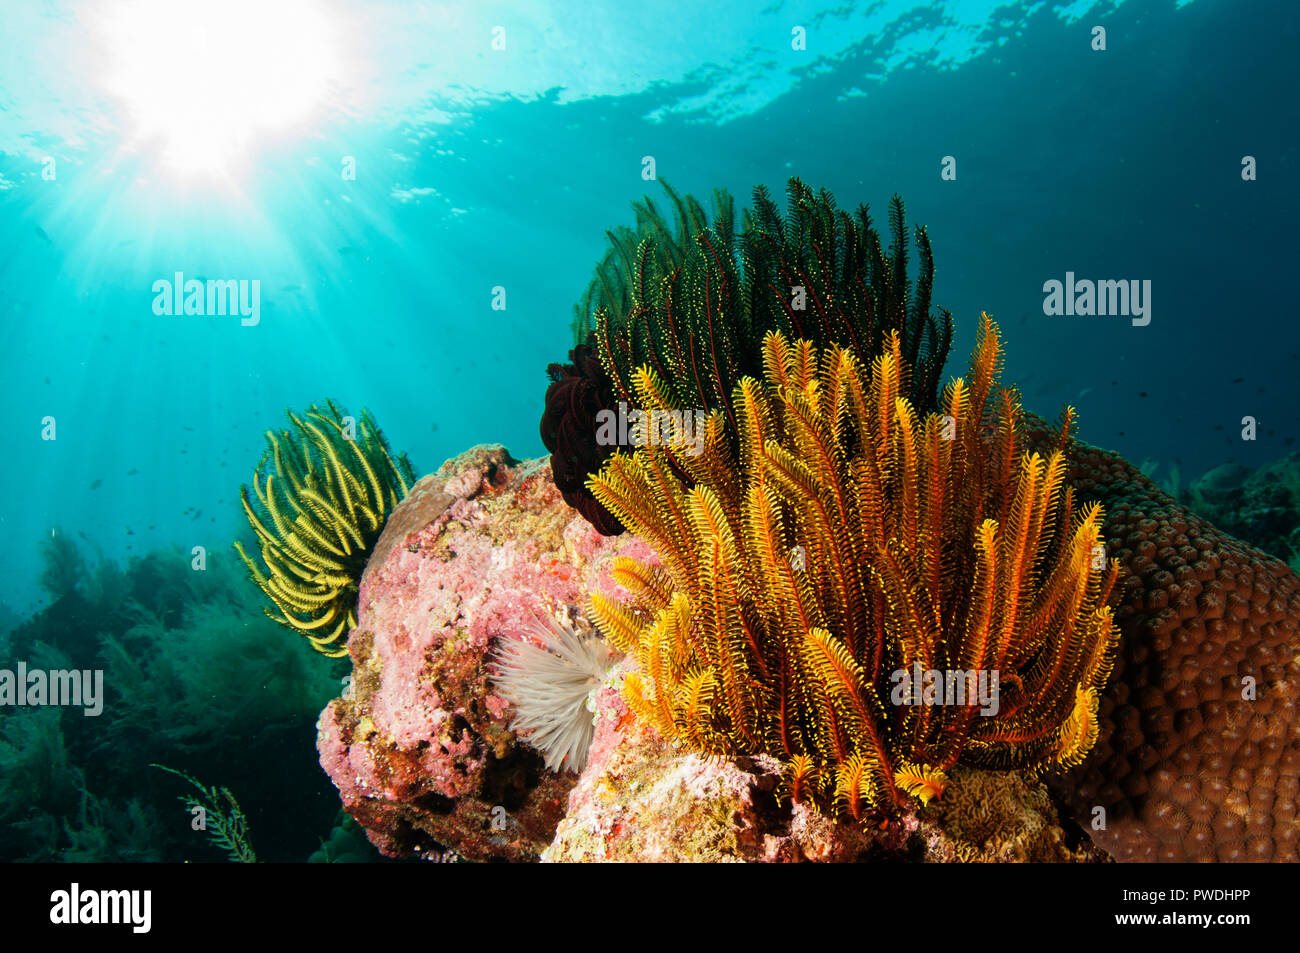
[318,436,1300,862]
[543,659,1101,862]
[1183,453,1300,574]
[315,445,652,860]
[1038,430,1300,862]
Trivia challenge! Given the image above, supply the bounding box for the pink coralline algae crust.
[316,445,653,861]
[542,662,1099,862]
[543,661,875,862]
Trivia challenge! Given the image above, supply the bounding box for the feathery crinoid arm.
[552,178,956,539]
[234,402,414,657]
[585,315,1118,819]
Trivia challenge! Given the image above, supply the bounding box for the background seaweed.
[0,535,363,862]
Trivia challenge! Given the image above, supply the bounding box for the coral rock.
[933,767,1101,862]
[1037,430,1300,862]
[543,662,1097,862]
[316,445,651,860]
[321,433,1300,863]
[1186,452,1300,572]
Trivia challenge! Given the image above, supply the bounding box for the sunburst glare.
[96,0,344,178]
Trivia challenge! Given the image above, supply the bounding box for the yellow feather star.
[587,313,1119,819]
[234,401,414,658]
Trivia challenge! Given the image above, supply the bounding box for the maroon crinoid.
[539,343,623,536]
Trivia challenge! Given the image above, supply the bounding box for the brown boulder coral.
[1034,428,1300,862]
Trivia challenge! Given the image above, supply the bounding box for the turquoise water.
[0,0,1296,861]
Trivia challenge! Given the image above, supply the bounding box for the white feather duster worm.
[491,605,619,774]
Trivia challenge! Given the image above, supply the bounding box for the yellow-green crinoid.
[234,401,415,657]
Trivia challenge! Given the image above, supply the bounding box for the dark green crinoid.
[234,401,415,658]
[580,178,952,420]
[544,176,953,534]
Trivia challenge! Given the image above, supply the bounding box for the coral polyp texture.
[234,401,415,657]
[586,313,1120,819]
[1036,430,1300,862]
[542,177,953,536]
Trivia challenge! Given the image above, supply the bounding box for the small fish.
[126,468,139,476]
[34,226,52,244]
[1231,377,1244,384]
[89,479,102,490]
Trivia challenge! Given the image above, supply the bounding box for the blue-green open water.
[0,0,1296,862]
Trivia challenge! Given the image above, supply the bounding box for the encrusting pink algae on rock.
[315,444,653,861]
[317,444,1100,862]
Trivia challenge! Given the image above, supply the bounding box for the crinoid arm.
[587,312,1118,820]
[544,178,955,537]
[234,402,415,658]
